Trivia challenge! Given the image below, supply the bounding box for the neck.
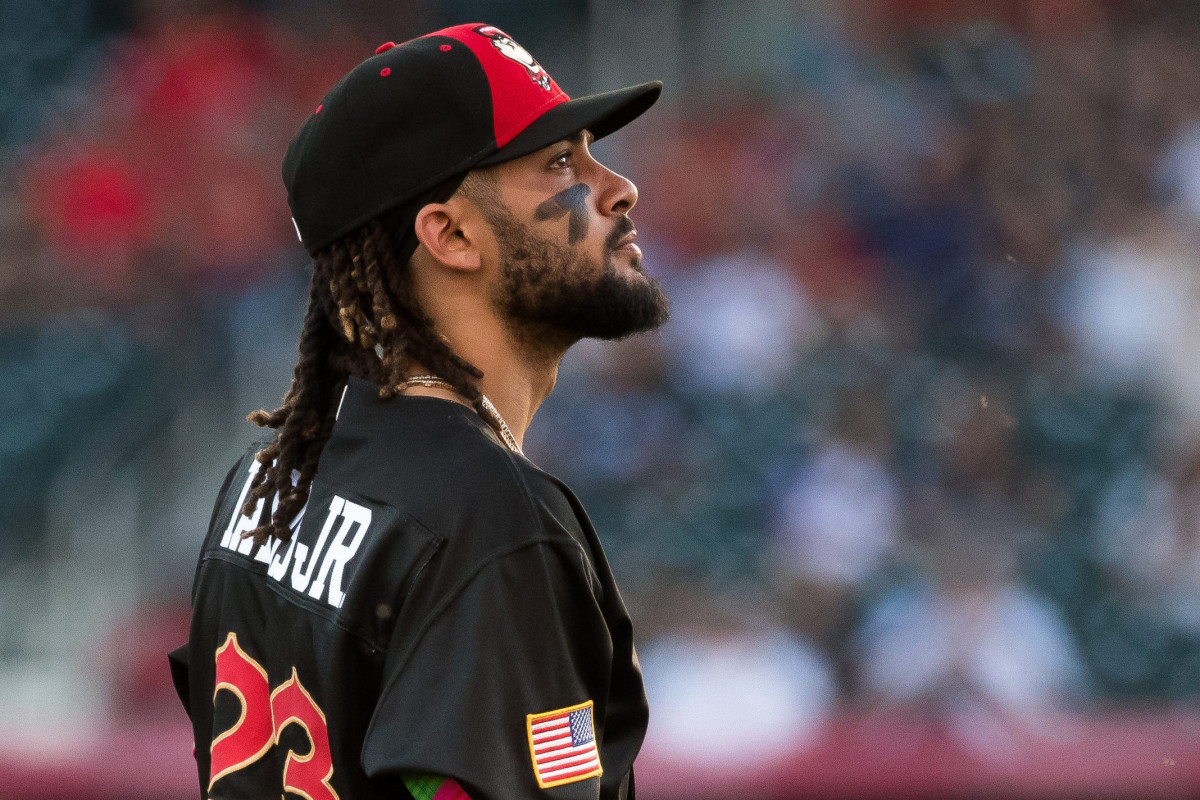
[408,309,568,450]
[465,329,564,450]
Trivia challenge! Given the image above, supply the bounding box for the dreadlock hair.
[240,174,495,546]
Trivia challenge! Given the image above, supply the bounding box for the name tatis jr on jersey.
[218,461,372,609]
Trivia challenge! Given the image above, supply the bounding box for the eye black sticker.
[535,184,591,244]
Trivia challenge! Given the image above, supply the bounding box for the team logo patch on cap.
[474,25,552,91]
[526,700,602,788]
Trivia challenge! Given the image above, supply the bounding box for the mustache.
[604,216,636,251]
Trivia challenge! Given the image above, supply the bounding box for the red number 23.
[209,632,338,800]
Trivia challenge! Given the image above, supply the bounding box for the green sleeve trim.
[402,773,470,800]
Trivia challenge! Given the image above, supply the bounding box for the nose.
[597,163,638,217]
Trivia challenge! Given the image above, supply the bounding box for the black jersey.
[169,377,649,800]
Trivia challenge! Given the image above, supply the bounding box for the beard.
[484,206,669,343]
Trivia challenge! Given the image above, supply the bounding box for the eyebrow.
[565,129,594,146]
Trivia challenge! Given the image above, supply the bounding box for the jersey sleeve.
[361,538,612,800]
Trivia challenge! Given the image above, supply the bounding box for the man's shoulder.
[391,436,587,554]
[318,381,584,549]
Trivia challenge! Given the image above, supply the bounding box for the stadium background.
[5,0,1200,797]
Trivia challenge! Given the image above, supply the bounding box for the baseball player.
[168,22,665,800]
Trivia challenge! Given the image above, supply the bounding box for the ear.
[413,198,482,273]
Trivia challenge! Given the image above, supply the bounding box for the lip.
[613,230,639,252]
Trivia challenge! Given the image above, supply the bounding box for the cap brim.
[476,81,662,167]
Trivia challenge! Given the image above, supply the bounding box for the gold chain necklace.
[402,375,524,455]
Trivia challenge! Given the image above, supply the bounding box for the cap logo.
[474,25,552,91]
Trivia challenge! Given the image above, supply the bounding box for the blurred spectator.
[854,490,1087,717]
[20,7,361,294]
[1156,120,1200,223]
[639,583,837,768]
[768,383,900,648]
[1096,446,1200,638]
[1060,210,1200,440]
[662,252,825,395]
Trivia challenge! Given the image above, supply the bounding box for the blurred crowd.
[6,0,1200,768]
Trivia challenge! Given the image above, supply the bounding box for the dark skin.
[513,130,642,277]
[407,128,647,446]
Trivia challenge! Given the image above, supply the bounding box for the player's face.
[473,131,669,341]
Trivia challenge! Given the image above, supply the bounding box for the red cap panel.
[434,24,569,148]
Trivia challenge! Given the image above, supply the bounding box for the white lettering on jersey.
[220,461,289,555]
[219,462,260,550]
[218,469,372,609]
[308,499,372,608]
[267,534,298,581]
[291,496,342,594]
[252,535,280,565]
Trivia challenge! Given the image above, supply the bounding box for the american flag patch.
[526,700,602,788]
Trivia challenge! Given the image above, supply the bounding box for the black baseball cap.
[283,23,662,255]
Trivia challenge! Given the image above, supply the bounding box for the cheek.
[585,207,617,254]
[474,227,506,275]
[587,232,619,271]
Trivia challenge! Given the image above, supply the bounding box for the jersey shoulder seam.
[200,549,403,652]
[199,500,446,651]
[397,443,587,561]
[495,451,605,594]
